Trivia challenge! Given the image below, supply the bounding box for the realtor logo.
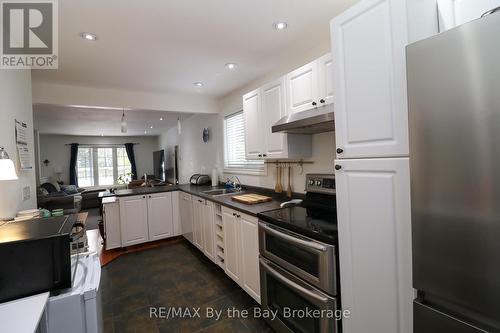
[1,1,58,69]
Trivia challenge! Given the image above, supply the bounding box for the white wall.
[157,45,336,193]
[38,134,159,184]
[158,114,223,184]
[0,71,37,219]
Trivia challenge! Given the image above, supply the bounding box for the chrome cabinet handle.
[260,258,329,304]
[260,223,327,252]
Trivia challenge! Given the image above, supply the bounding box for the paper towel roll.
[211,169,218,187]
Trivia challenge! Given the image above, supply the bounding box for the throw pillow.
[40,182,58,194]
[61,185,78,195]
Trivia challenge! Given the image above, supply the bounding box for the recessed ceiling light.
[193,82,204,87]
[160,117,164,121]
[80,32,97,41]
[225,63,237,70]
[150,125,153,129]
[273,22,288,31]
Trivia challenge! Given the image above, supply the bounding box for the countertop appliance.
[189,174,210,185]
[257,174,339,333]
[272,104,334,134]
[407,10,500,332]
[0,215,76,303]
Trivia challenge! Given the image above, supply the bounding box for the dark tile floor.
[101,240,273,333]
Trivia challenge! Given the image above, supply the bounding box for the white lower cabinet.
[203,201,216,262]
[103,199,121,250]
[239,213,260,303]
[192,196,205,250]
[222,207,241,284]
[119,195,149,246]
[180,192,194,244]
[147,192,174,241]
[119,192,175,247]
[222,206,261,303]
[334,157,412,333]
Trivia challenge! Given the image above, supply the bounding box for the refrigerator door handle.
[482,6,500,17]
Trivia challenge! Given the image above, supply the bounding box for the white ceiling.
[33,104,194,136]
[32,0,357,98]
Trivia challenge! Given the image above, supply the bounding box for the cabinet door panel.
[318,53,334,105]
[262,78,287,158]
[335,158,412,333]
[243,89,264,159]
[103,202,121,250]
[222,208,241,284]
[192,197,204,250]
[180,193,193,244]
[285,61,319,114]
[240,214,260,303]
[171,191,181,236]
[331,0,409,158]
[147,192,174,241]
[120,195,148,246]
[203,202,216,262]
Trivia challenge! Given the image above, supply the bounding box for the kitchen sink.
[202,188,243,196]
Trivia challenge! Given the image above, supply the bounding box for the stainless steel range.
[257,174,339,333]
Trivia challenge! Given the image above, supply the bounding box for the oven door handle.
[260,222,328,252]
[260,258,330,304]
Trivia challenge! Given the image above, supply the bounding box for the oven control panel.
[305,174,335,195]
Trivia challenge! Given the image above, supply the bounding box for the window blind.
[224,111,264,170]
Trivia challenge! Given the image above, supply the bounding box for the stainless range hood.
[272,104,334,134]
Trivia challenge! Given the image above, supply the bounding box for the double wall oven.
[258,174,339,333]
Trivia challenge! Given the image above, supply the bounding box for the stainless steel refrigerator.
[407,10,500,333]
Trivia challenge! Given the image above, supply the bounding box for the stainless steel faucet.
[227,175,242,191]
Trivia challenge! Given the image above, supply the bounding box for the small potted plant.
[117,172,134,185]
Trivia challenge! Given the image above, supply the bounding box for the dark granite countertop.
[112,183,300,216]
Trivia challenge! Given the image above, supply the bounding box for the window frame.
[223,110,266,175]
[77,145,132,188]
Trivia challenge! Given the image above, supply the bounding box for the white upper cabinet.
[261,78,287,159]
[285,60,319,114]
[317,53,334,106]
[147,192,174,241]
[243,80,311,160]
[243,89,264,160]
[334,157,412,333]
[331,0,410,159]
[438,0,500,32]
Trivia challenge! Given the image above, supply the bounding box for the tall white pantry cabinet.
[331,0,438,332]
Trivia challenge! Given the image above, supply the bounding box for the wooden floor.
[101,236,185,266]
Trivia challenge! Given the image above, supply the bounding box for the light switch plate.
[22,186,31,201]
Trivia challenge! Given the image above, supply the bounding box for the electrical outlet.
[22,186,30,201]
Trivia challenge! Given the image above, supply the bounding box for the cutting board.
[231,194,273,205]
